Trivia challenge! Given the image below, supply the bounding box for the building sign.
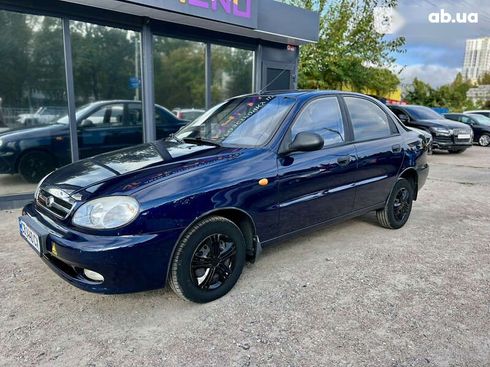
[118,0,258,28]
[179,0,252,19]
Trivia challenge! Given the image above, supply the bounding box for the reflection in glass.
[211,45,254,105]
[70,21,144,158]
[0,11,69,193]
[153,37,206,111]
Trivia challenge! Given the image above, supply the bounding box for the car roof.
[240,90,379,99]
[464,110,490,113]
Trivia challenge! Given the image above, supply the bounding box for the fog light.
[83,269,104,282]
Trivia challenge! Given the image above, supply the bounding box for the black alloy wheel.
[190,233,237,290]
[377,178,414,229]
[169,216,246,303]
[393,187,411,223]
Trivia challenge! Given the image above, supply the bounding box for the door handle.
[337,156,351,166]
[392,144,402,153]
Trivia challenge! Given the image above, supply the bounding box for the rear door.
[343,96,404,210]
[277,96,358,235]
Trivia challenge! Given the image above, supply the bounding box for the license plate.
[458,134,471,140]
[19,219,41,255]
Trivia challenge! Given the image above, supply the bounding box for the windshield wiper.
[168,133,185,144]
[183,137,222,147]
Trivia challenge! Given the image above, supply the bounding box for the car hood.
[416,118,471,129]
[42,140,247,198]
[0,123,67,140]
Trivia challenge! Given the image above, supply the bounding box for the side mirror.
[80,119,94,128]
[286,132,324,154]
[398,114,409,123]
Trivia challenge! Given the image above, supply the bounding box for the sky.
[392,0,490,87]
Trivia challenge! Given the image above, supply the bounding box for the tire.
[376,178,414,229]
[18,151,56,183]
[478,134,490,147]
[448,148,466,154]
[169,216,246,303]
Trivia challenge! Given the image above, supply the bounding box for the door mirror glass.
[287,132,324,153]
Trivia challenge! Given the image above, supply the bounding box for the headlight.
[72,196,140,229]
[430,127,451,136]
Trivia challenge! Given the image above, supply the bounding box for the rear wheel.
[18,151,56,183]
[169,216,246,303]
[478,134,490,147]
[377,178,414,229]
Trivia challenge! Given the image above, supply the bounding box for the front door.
[277,97,358,235]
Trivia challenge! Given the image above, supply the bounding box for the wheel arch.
[165,207,258,285]
[398,167,419,200]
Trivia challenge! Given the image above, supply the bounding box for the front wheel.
[169,216,246,303]
[377,178,414,229]
[18,151,56,183]
[478,134,490,147]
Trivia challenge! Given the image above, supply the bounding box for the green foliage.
[283,0,405,94]
[403,73,476,112]
[477,72,490,85]
[0,12,253,112]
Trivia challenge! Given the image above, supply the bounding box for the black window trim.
[342,95,401,144]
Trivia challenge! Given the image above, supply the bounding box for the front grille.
[37,188,75,219]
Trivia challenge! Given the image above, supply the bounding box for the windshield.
[56,103,93,124]
[173,95,295,147]
[469,114,490,126]
[404,106,442,120]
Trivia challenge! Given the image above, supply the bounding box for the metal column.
[62,18,79,162]
[205,43,212,110]
[141,21,156,142]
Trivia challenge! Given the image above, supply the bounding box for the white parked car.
[17,106,67,126]
[463,110,490,118]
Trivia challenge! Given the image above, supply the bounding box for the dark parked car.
[19,91,430,303]
[388,105,473,153]
[0,100,187,182]
[444,113,490,147]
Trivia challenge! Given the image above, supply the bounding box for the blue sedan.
[19,91,430,303]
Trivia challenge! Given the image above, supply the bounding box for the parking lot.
[0,147,489,366]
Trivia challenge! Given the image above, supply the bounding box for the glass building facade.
[0,0,318,208]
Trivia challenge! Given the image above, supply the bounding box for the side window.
[83,104,124,127]
[345,97,392,141]
[390,107,408,121]
[291,97,345,147]
[460,116,471,124]
[127,104,143,126]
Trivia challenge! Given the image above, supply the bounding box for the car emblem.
[46,196,55,208]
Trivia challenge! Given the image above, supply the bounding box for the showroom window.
[0,10,70,192]
[153,36,206,112]
[211,45,254,105]
[70,21,143,158]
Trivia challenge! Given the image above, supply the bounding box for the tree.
[284,0,405,93]
[403,73,475,112]
[478,72,490,85]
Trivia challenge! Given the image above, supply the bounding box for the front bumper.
[21,203,183,294]
[431,134,472,150]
